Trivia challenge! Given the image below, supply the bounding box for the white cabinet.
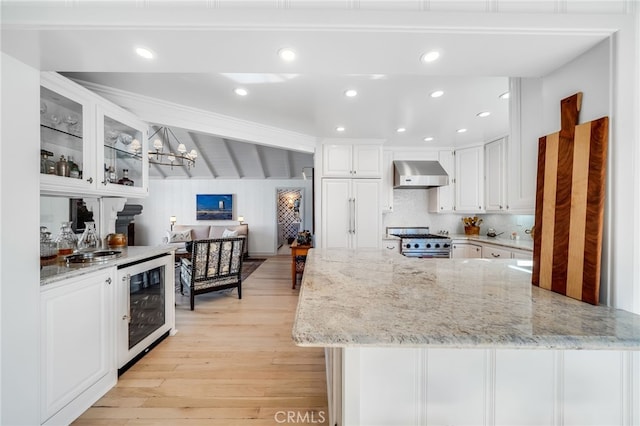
[40,72,149,198]
[455,145,484,213]
[485,137,507,212]
[506,78,539,213]
[428,149,455,213]
[482,245,512,259]
[322,144,382,178]
[381,239,400,254]
[451,242,482,258]
[322,178,381,249]
[40,269,116,425]
[381,150,394,212]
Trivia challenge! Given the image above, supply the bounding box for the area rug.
[241,258,266,281]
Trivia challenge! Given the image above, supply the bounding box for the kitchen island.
[293,248,640,426]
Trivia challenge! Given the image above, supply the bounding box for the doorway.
[276,188,304,250]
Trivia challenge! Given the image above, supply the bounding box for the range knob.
[414,243,420,249]
[426,243,432,249]
[443,243,451,248]
[435,243,441,248]
[405,243,412,249]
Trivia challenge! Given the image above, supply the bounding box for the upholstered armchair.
[179,237,245,310]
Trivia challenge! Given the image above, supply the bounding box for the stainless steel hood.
[393,160,449,188]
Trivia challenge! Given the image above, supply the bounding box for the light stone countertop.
[292,248,640,350]
[40,246,176,287]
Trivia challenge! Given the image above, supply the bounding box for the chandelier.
[130,126,197,169]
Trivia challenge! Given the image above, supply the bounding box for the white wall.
[135,178,313,256]
[0,53,41,425]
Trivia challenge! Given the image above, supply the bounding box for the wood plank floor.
[73,256,329,425]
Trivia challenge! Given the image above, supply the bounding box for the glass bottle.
[39,226,57,261]
[68,155,80,179]
[78,221,100,251]
[108,166,116,183]
[117,169,134,186]
[54,221,78,257]
[40,149,56,174]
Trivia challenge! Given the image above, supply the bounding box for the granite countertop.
[40,246,176,287]
[292,248,640,350]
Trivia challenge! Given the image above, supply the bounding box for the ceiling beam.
[284,150,293,179]
[222,139,242,179]
[251,144,267,179]
[189,132,218,178]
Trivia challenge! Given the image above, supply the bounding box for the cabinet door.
[97,103,149,198]
[455,146,484,213]
[428,150,455,213]
[485,137,506,212]
[40,73,97,196]
[506,78,538,213]
[352,179,381,249]
[322,144,353,177]
[41,270,114,423]
[321,179,352,248]
[482,245,511,259]
[381,150,394,212]
[352,145,382,178]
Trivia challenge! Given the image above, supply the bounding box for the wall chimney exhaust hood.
[393,160,449,188]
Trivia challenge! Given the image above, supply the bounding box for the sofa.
[165,223,249,257]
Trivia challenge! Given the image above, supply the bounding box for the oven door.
[116,253,174,372]
[403,251,451,259]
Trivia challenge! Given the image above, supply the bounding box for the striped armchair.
[179,237,245,310]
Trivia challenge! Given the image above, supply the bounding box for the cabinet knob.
[105,277,112,285]
[499,205,503,209]
[86,177,93,184]
[101,180,108,186]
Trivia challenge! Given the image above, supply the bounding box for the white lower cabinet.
[451,242,482,258]
[482,245,512,259]
[339,347,639,426]
[381,239,400,254]
[40,269,116,425]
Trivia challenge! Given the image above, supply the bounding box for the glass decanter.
[55,221,78,257]
[78,221,100,252]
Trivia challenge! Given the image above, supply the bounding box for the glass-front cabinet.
[40,72,148,198]
[98,104,148,197]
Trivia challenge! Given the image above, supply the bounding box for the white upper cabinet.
[428,149,455,213]
[455,145,484,213]
[484,137,507,212]
[322,143,382,178]
[40,72,149,198]
[506,78,538,213]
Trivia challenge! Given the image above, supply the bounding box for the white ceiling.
[1,0,616,179]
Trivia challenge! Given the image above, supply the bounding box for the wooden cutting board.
[532,93,609,305]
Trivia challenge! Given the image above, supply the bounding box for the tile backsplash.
[382,188,534,238]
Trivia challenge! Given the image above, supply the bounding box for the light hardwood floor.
[73,255,328,426]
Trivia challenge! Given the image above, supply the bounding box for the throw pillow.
[167,229,192,243]
[222,228,238,238]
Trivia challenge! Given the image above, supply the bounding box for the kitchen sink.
[65,250,122,264]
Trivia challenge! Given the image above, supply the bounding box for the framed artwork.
[196,194,233,220]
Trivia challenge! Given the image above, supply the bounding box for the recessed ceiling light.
[476,111,491,118]
[430,90,444,98]
[336,126,345,132]
[396,127,406,133]
[135,47,154,59]
[457,128,468,133]
[424,137,434,142]
[499,91,510,100]
[234,88,248,96]
[344,89,358,98]
[421,51,440,63]
[278,48,296,62]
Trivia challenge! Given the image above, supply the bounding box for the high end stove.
[387,227,452,258]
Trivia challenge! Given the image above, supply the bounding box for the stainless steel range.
[387,227,452,258]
